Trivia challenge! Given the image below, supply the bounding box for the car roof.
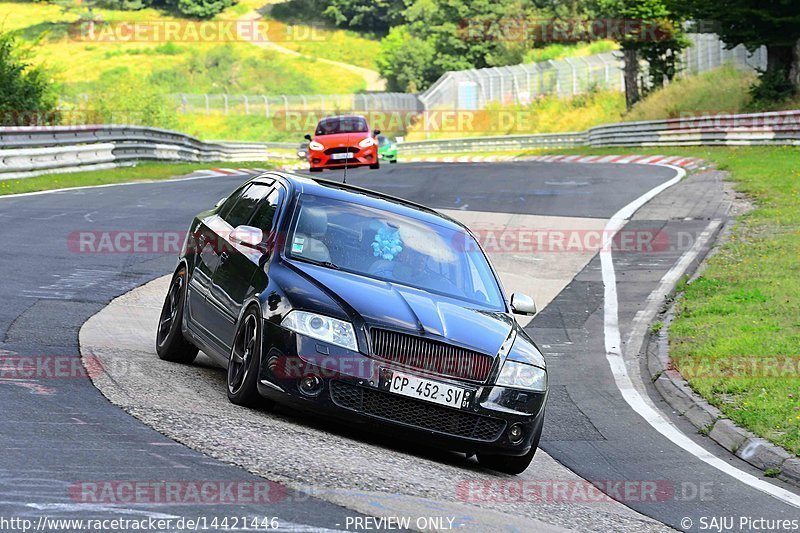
[258,171,467,233]
[316,114,367,123]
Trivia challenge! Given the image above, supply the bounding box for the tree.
[377,0,533,92]
[0,31,59,126]
[672,0,800,95]
[323,0,406,33]
[377,26,438,92]
[597,0,687,109]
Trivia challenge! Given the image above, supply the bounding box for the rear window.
[315,117,368,135]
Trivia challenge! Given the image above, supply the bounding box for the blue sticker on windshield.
[371,223,403,260]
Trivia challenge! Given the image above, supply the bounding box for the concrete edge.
[643,220,800,488]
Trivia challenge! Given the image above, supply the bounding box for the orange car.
[304,115,380,172]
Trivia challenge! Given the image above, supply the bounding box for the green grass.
[0,161,275,196]
[4,1,369,94]
[523,40,618,63]
[405,89,626,140]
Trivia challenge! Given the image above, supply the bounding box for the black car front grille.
[370,328,494,382]
[330,381,506,442]
[323,147,359,155]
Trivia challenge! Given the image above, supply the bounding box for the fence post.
[263,96,270,118]
[244,95,250,115]
[205,94,210,115]
[223,94,228,116]
[282,95,289,116]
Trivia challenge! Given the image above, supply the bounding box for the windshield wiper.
[292,256,340,270]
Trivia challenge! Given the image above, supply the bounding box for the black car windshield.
[287,195,505,309]
[315,117,369,135]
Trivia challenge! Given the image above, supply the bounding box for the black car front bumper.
[257,325,547,456]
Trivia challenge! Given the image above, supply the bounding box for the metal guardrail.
[399,110,800,154]
[2,110,798,178]
[0,125,296,179]
[399,132,586,155]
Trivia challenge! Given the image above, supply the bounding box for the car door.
[206,184,282,350]
[186,184,251,334]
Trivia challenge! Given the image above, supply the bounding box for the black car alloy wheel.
[156,267,198,364]
[227,308,270,408]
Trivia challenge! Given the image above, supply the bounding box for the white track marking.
[601,164,800,509]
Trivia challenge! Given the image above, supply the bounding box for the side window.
[217,184,248,220]
[248,189,282,235]
[222,184,271,228]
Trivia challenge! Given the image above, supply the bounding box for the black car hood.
[292,262,513,356]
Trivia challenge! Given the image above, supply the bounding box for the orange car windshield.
[315,117,369,135]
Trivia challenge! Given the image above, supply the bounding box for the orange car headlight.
[358,137,376,148]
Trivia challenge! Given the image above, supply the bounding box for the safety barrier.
[0,125,297,179]
[399,110,800,154]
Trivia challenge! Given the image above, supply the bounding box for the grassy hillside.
[4,0,372,96]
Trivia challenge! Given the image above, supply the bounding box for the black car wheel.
[156,267,198,364]
[227,308,271,408]
[369,162,380,169]
[389,159,397,164]
[309,167,323,173]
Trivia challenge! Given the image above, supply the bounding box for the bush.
[168,0,236,19]
[0,31,59,126]
[749,69,796,109]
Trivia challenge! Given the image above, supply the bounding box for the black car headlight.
[496,360,547,392]
[281,310,358,351]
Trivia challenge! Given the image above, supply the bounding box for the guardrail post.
[204,94,210,115]
[263,96,270,118]
[244,95,250,115]
[223,94,229,116]
[282,95,289,116]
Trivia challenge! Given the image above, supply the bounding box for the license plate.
[332,153,354,160]
[388,371,466,409]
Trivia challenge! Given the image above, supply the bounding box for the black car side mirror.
[304,134,312,141]
[373,129,381,136]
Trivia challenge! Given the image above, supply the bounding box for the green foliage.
[323,0,406,33]
[596,0,688,106]
[376,25,437,92]
[168,0,235,19]
[748,68,796,108]
[673,0,800,53]
[376,0,536,92]
[84,68,178,128]
[0,31,59,126]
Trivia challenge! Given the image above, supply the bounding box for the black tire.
[156,267,198,364]
[389,159,397,164]
[309,167,323,173]
[227,308,270,408]
[369,162,380,169]
[477,418,543,475]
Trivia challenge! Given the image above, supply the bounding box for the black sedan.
[156,172,547,474]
